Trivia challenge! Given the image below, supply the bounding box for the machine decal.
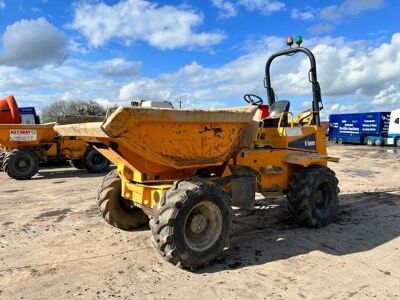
[288,133,317,150]
[10,129,37,141]
[285,127,303,136]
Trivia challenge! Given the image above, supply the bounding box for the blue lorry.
[329,110,400,146]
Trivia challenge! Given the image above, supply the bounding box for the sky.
[0,0,399,119]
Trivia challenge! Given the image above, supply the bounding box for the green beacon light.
[295,35,303,47]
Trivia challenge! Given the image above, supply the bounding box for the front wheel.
[150,179,233,268]
[3,149,39,180]
[286,165,340,227]
[83,148,110,173]
[0,150,5,171]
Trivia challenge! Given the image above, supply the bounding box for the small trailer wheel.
[286,165,340,227]
[83,148,110,173]
[150,179,232,268]
[97,170,148,229]
[3,149,39,180]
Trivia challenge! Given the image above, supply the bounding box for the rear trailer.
[329,112,391,145]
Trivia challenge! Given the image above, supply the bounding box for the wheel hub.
[93,154,102,164]
[183,201,223,252]
[190,214,207,234]
[18,160,27,168]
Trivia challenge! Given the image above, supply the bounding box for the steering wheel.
[244,94,263,105]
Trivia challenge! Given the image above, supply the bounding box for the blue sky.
[0,0,399,118]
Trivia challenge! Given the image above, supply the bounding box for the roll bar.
[264,47,322,126]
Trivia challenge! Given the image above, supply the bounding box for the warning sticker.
[10,129,37,142]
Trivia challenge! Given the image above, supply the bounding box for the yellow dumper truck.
[0,123,110,179]
[0,96,110,180]
[56,39,339,268]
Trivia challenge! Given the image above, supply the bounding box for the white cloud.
[372,84,400,106]
[291,8,315,21]
[95,58,141,77]
[2,33,400,116]
[237,0,285,15]
[119,78,173,101]
[0,18,68,69]
[70,0,225,49]
[0,0,5,10]
[212,0,284,18]
[211,0,237,18]
[308,0,385,35]
[319,0,384,21]
[118,33,400,112]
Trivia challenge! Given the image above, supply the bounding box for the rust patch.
[199,126,223,137]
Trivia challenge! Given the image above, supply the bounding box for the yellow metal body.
[0,123,88,161]
[229,125,338,193]
[55,106,338,213]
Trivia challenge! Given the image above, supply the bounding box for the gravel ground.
[0,144,399,299]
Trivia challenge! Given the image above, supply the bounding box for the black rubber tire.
[97,169,148,229]
[338,138,343,144]
[374,139,382,146]
[395,138,400,147]
[3,149,40,180]
[0,150,5,171]
[332,137,337,143]
[286,165,340,227]
[150,179,233,268]
[70,158,85,170]
[83,148,110,173]
[365,137,373,146]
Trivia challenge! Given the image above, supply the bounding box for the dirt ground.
[0,144,399,299]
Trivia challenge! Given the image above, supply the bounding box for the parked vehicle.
[0,95,110,179]
[56,37,340,269]
[329,110,400,146]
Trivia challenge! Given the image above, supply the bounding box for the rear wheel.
[97,169,148,229]
[365,137,373,146]
[3,149,39,180]
[395,138,400,147]
[83,148,110,173]
[332,137,337,143]
[374,139,382,146]
[338,138,343,144]
[150,179,232,268]
[286,165,340,227]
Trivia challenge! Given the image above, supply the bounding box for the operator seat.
[263,100,290,127]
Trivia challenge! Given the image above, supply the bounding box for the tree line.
[40,99,107,123]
